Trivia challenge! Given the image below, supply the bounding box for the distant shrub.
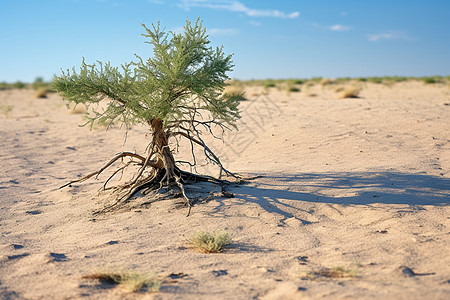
[339,86,361,98]
[264,80,276,88]
[222,84,245,101]
[288,86,301,92]
[320,78,335,86]
[422,76,442,84]
[292,79,304,84]
[367,77,383,84]
[35,87,48,98]
[0,82,10,90]
[13,81,26,89]
[187,230,231,253]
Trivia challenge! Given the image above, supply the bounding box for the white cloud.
[313,23,352,31]
[249,20,261,26]
[208,28,239,36]
[179,0,299,19]
[328,24,352,31]
[367,31,411,42]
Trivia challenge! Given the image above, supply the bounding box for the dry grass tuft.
[338,86,361,98]
[34,87,48,98]
[68,104,87,114]
[334,86,345,93]
[222,85,245,100]
[320,78,335,86]
[302,265,359,280]
[82,268,160,292]
[187,230,231,253]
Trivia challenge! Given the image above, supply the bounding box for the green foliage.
[13,81,26,89]
[422,76,443,84]
[0,82,10,91]
[53,18,240,130]
[263,80,276,88]
[187,230,231,253]
[32,77,46,90]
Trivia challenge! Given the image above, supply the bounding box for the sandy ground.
[0,81,449,299]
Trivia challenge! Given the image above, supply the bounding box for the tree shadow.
[229,171,449,220]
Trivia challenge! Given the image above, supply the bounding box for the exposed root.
[61,118,246,216]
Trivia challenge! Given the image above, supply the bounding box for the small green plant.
[0,105,13,117]
[187,230,231,253]
[82,268,160,292]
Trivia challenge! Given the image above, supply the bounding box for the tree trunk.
[150,118,175,179]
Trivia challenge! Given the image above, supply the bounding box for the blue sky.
[1,0,449,82]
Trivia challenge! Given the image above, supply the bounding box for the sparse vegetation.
[35,87,48,98]
[263,80,277,89]
[302,265,359,280]
[13,81,26,89]
[320,78,334,86]
[338,86,361,98]
[0,105,13,117]
[82,268,160,292]
[422,76,443,84]
[222,83,245,101]
[187,230,231,253]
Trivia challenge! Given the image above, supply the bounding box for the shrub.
[32,77,47,90]
[338,86,361,98]
[222,84,245,100]
[292,79,304,84]
[263,80,276,88]
[35,87,48,98]
[187,230,231,253]
[82,268,160,292]
[13,81,26,89]
[367,77,383,84]
[422,76,442,84]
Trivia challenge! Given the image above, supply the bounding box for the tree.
[54,18,242,215]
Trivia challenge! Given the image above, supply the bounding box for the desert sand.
[0,81,449,299]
